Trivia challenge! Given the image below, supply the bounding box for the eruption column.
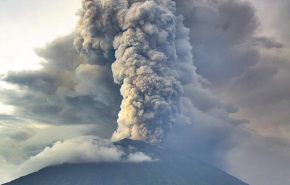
[75,0,186,143]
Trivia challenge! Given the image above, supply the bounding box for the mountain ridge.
[3,139,249,185]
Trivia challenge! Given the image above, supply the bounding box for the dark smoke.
[74,0,196,143]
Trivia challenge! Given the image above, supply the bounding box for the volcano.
[4,139,249,185]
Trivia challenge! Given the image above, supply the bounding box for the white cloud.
[10,136,155,182]
[127,152,156,163]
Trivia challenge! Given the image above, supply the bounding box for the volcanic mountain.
[4,139,249,185]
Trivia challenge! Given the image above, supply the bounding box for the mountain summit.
[4,139,249,185]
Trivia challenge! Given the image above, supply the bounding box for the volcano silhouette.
[4,139,249,185]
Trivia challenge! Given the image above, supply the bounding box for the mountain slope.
[4,139,249,185]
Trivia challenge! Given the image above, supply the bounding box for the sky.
[0,0,290,185]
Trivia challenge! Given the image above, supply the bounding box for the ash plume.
[74,0,194,143]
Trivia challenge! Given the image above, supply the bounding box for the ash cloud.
[175,0,261,86]
[74,0,187,143]
[173,1,290,185]
[1,31,244,169]
[73,0,247,145]
[1,0,290,185]
[1,0,247,177]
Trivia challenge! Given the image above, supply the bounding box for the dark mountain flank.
[4,139,249,185]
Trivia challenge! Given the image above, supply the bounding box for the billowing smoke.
[74,0,194,143]
[2,1,290,185]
